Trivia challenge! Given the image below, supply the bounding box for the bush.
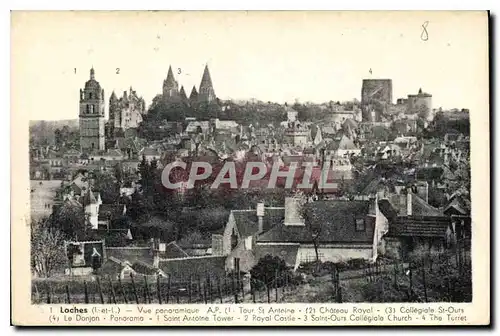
[250,255,291,289]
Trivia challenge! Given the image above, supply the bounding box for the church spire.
[179,86,188,101]
[163,65,179,100]
[189,85,198,102]
[198,64,216,103]
[200,64,213,88]
[165,65,176,86]
[90,67,95,80]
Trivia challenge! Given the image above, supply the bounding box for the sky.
[11,11,488,121]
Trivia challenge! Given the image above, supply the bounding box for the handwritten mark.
[421,21,429,41]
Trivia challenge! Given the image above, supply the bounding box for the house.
[139,147,162,162]
[81,188,103,230]
[212,204,285,272]
[65,240,106,276]
[256,196,388,269]
[324,134,361,158]
[378,185,452,259]
[98,203,127,230]
[98,256,136,280]
[63,148,82,164]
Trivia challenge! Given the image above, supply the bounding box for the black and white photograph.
[11,10,489,326]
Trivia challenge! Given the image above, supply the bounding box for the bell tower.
[79,67,105,152]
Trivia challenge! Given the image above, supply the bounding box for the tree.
[93,171,120,204]
[300,199,322,269]
[51,203,88,239]
[114,162,124,185]
[31,219,68,278]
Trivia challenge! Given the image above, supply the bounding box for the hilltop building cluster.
[30,66,471,285]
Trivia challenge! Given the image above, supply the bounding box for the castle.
[107,87,146,137]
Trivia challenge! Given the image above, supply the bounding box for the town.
[29,64,471,304]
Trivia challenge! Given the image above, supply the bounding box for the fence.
[32,248,471,304]
[32,270,303,305]
[357,250,472,303]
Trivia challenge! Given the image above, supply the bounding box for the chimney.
[415,181,429,203]
[284,197,305,226]
[407,188,412,216]
[151,238,161,267]
[256,202,265,233]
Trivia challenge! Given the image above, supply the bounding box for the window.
[89,92,93,100]
[231,228,238,250]
[355,218,365,232]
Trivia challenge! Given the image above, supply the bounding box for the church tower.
[198,64,216,103]
[189,85,199,104]
[79,67,105,152]
[162,65,179,101]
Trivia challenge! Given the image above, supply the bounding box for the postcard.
[11,10,490,326]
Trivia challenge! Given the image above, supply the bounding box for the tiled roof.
[384,193,444,217]
[162,241,189,259]
[415,166,444,180]
[443,196,470,216]
[258,200,375,244]
[326,135,358,151]
[132,261,159,275]
[232,207,285,238]
[254,244,299,267]
[98,204,125,221]
[388,216,450,238]
[81,189,97,206]
[105,247,153,265]
[99,257,125,276]
[136,216,176,230]
[158,256,227,278]
[140,147,161,156]
[232,210,259,238]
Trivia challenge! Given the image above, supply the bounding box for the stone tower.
[162,65,179,101]
[189,85,199,104]
[198,64,216,103]
[79,67,105,152]
[179,86,188,103]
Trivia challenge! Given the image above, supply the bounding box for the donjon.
[79,67,105,152]
[361,79,393,122]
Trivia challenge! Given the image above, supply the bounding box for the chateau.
[107,87,146,137]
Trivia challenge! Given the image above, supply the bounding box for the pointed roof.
[82,187,97,206]
[179,86,188,101]
[110,91,117,101]
[164,65,176,87]
[189,85,198,100]
[199,64,213,89]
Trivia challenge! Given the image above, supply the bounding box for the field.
[30,180,62,221]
